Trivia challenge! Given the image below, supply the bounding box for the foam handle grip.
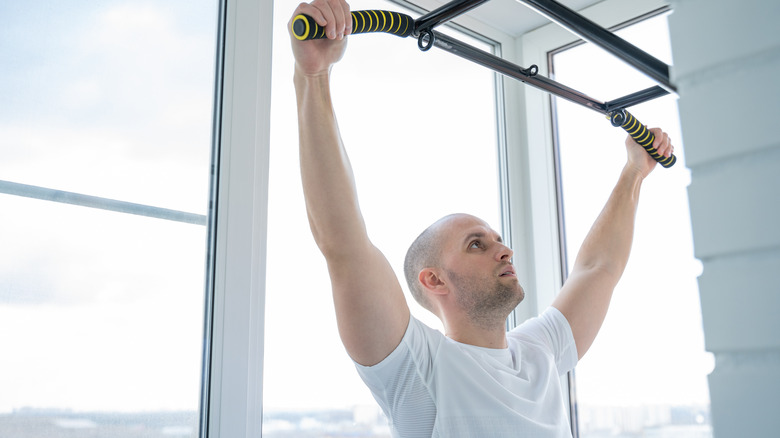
[292,10,414,41]
[609,109,676,168]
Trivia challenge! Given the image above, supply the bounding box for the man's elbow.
[574,259,626,283]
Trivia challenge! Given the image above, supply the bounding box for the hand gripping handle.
[609,109,676,168]
[292,10,414,41]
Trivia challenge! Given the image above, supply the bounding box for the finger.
[659,135,671,158]
[316,0,338,39]
[662,135,673,158]
[312,0,343,40]
[326,0,348,40]
[651,128,672,158]
[293,2,327,28]
[344,1,352,35]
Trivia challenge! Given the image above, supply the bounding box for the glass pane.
[551,13,713,438]
[265,1,501,436]
[0,1,217,436]
[0,1,215,213]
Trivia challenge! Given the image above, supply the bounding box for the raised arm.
[290,0,410,366]
[552,128,673,359]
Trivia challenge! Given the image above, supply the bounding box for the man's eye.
[469,241,482,249]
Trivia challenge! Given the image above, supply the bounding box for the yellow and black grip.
[292,10,414,41]
[609,109,676,168]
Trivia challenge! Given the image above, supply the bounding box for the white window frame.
[392,1,673,328]
[508,0,670,320]
[395,0,524,329]
[204,0,515,435]
[510,0,671,434]
[204,0,273,437]
[202,0,671,436]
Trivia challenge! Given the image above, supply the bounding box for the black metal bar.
[432,32,608,114]
[604,85,669,112]
[409,0,672,113]
[413,0,489,34]
[516,0,676,93]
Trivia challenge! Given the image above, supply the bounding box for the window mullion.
[204,0,273,436]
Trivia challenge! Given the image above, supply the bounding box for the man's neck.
[445,322,508,349]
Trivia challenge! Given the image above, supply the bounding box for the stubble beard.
[446,269,525,329]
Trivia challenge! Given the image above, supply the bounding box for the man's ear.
[419,268,448,296]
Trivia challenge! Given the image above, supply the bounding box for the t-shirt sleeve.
[353,316,440,436]
[509,307,578,374]
[354,316,438,386]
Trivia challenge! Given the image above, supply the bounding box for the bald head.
[403,214,485,312]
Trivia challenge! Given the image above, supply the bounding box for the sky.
[0,0,712,421]
[0,0,217,413]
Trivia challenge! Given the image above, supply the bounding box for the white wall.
[668,0,780,436]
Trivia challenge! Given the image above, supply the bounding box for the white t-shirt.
[355,307,578,438]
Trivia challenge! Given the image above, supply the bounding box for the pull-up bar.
[493,0,674,93]
[291,0,677,167]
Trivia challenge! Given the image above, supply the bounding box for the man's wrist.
[294,63,332,81]
[622,164,644,179]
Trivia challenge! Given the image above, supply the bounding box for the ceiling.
[408,0,605,37]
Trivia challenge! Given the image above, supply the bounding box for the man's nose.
[496,244,513,262]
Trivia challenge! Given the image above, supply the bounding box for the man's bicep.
[551,267,614,360]
[327,243,411,366]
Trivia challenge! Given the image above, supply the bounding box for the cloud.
[0,257,61,305]
[0,1,216,162]
[0,193,208,307]
[0,1,217,213]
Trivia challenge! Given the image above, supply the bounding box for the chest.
[431,343,564,417]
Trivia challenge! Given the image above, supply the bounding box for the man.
[290,1,674,436]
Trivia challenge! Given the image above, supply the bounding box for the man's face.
[437,214,525,324]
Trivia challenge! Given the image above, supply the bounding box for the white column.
[668,0,780,435]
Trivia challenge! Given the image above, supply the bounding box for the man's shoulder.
[405,315,447,356]
[507,306,578,372]
[355,315,444,371]
[509,307,569,335]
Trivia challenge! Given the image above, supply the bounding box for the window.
[0,1,218,436]
[264,0,504,435]
[549,11,713,438]
[3,2,714,437]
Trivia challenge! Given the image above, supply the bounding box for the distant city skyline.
[0,403,711,438]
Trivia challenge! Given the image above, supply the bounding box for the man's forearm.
[573,166,644,281]
[553,131,664,359]
[295,70,368,257]
[552,165,644,358]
